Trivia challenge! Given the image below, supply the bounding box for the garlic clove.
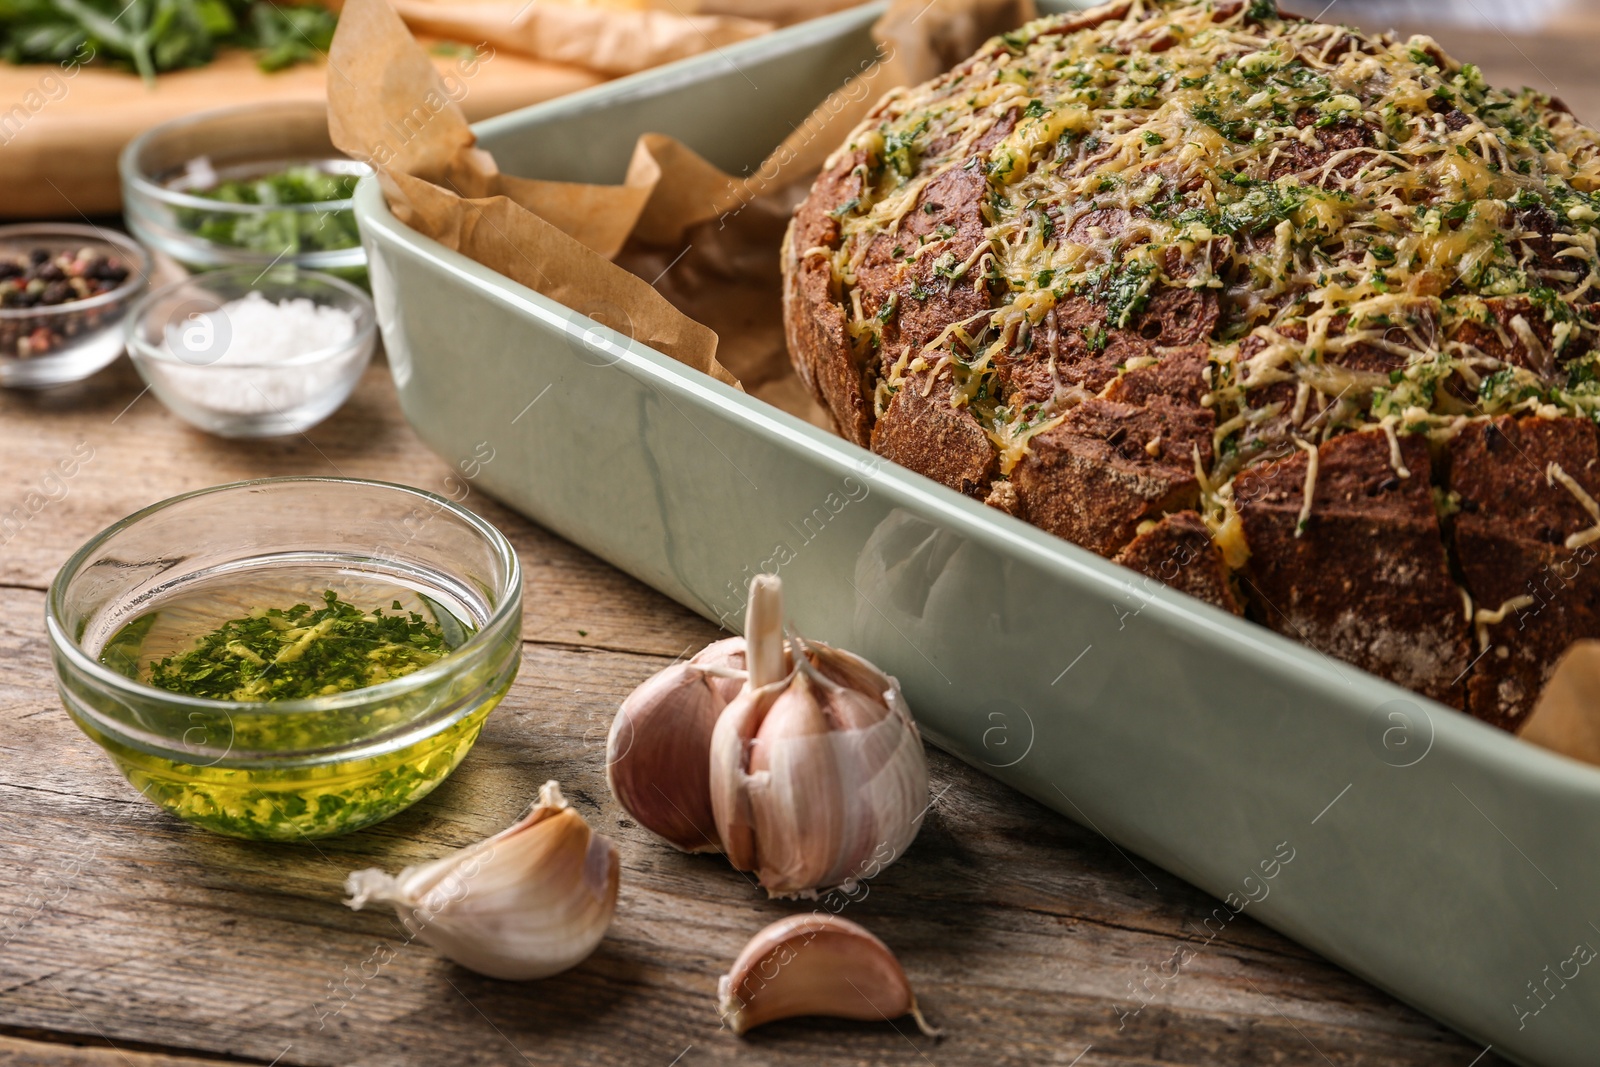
[792,637,893,732]
[749,668,834,769]
[746,574,789,687]
[345,781,618,981]
[709,575,929,898]
[707,676,773,874]
[741,670,848,892]
[717,914,938,1036]
[607,637,745,853]
[802,636,895,716]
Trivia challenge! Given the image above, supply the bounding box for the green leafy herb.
[1567,358,1598,391]
[1077,261,1153,329]
[0,0,337,83]
[174,165,361,259]
[1478,367,1544,409]
[144,590,449,702]
[881,118,929,179]
[1191,102,1255,144]
[1206,181,1306,236]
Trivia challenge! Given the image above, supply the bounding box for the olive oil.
[101,574,473,694]
[85,568,509,841]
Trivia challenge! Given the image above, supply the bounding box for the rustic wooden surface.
[0,362,1514,1067]
[4,5,1596,1065]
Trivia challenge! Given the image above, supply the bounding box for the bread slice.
[1448,416,1600,730]
[1234,430,1471,707]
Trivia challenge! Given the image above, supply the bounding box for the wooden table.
[0,359,1512,1067]
[5,9,1597,1065]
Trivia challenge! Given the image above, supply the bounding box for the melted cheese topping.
[1293,436,1319,537]
[1474,595,1537,652]
[1547,460,1600,548]
[819,0,1600,559]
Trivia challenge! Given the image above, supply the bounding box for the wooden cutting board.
[0,45,604,218]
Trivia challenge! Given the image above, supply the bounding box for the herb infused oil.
[101,576,471,698]
[88,570,502,840]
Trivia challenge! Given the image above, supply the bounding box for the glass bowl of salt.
[125,267,376,438]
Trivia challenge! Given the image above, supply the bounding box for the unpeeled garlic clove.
[345,781,618,980]
[717,914,938,1036]
[710,574,929,898]
[607,637,746,852]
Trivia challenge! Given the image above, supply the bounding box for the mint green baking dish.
[354,6,1600,1063]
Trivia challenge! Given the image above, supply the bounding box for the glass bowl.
[120,102,370,286]
[125,266,376,438]
[0,224,149,389]
[46,478,523,841]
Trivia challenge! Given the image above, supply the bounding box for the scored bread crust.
[781,0,1600,727]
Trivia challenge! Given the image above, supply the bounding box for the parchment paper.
[327,0,1034,417]
[388,0,777,77]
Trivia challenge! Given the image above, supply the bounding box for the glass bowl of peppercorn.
[0,224,149,389]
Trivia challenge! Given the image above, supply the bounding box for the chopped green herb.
[144,590,449,702]
[1192,102,1255,144]
[173,165,363,272]
[881,118,929,179]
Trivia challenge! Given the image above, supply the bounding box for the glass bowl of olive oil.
[46,478,522,841]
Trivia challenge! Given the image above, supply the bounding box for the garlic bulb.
[718,914,938,1036]
[709,574,929,898]
[345,781,618,980]
[607,637,745,852]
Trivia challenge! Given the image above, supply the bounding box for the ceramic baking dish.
[354,6,1600,1063]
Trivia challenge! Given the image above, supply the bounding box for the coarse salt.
[159,291,359,417]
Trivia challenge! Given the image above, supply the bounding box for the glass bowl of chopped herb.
[47,478,523,841]
[0,224,149,389]
[120,102,370,286]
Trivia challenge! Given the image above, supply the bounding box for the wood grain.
[0,1034,248,1066]
[0,356,1511,1065]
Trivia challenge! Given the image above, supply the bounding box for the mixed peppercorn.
[0,246,133,359]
